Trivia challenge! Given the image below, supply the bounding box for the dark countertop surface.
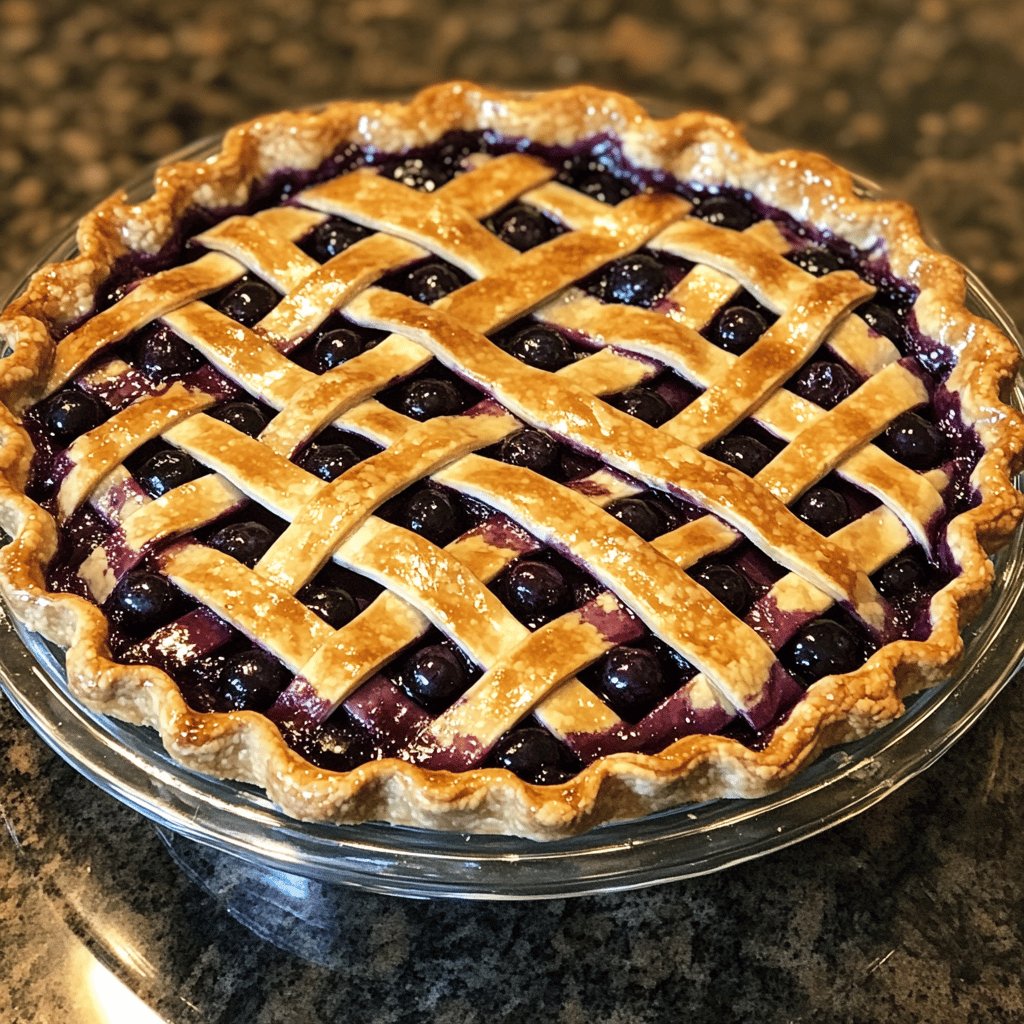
[1,2,1023,1021]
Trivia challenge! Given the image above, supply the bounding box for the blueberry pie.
[0,83,1021,838]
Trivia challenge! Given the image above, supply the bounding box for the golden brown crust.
[0,82,1021,840]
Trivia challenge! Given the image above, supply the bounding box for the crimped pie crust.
[0,82,1021,839]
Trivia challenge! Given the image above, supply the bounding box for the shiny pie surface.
[0,85,1020,838]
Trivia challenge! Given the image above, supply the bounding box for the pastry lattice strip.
[49,148,937,765]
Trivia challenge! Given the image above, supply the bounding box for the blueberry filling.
[489,726,575,784]
[208,400,271,438]
[488,203,559,251]
[208,521,276,567]
[313,328,366,370]
[592,253,669,308]
[217,649,289,712]
[300,441,360,481]
[605,497,664,540]
[693,194,755,231]
[400,486,463,546]
[400,643,467,712]
[396,378,464,420]
[784,618,864,684]
[558,154,636,204]
[216,277,279,326]
[786,245,846,277]
[137,448,203,497]
[693,564,754,617]
[136,324,204,381]
[788,360,857,409]
[109,570,189,634]
[390,260,467,304]
[387,157,452,192]
[503,559,568,627]
[608,387,672,426]
[43,389,104,444]
[599,646,666,720]
[859,301,905,344]
[284,715,377,773]
[877,411,944,470]
[874,551,930,598]
[497,429,559,474]
[299,583,358,629]
[793,486,851,535]
[302,217,369,262]
[276,716,361,771]
[705,434,775,476]
[714,305,768,354]
[27,129,986,775]
[503,325,575,372]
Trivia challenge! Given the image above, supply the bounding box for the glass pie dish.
[1,135,1023,900]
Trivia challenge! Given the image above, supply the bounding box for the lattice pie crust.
[0,84,1021,839]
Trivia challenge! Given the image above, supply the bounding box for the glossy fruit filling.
[24,129,976,785]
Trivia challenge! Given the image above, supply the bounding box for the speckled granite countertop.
[2,2,1023,1021]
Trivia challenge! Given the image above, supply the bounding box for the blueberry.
[387,157,451,192]
[600,646,665,718]
[706,435,774,476]
[605,497,663,541]
[572,576,606,607]
[100,277,134,308]
[649,636,694,678]
[137,324,203,381]
[434,138,475,171]
[314,328,365,371]
[601,254,668,307]
[859,302,904,343]
[786,618,862,683]
[491,204,556,251]
[300,442,359,482]
[561,449,600,480]
[219,649,288,711]
[111,571,186,634]
[875,552,929,598]
[695,195,755,231]
[559,158,634,204]
[878,412,944,470]
[498,430,558,474]
[217,279,278,326]
[789,360,856,410]
[403,487,462,545]
[137,448,203,497]
[491,727,568,784]
[44,389,104,444]
[611,387,671,426]
[715,306,767,353]
[397,378,463,420]
[299,584,358,628]
[287,717,368,772]
[506,561,567,621]
[209,401,269,438]
[787,246,845,277]
[402,643,466,711]
[793,487,851,535]
[506,326,574,371]
[694,564,753,617]
[401,262,463,304]
[575,171,634,204]
[209,522,275,567]
[305,218,368,261]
